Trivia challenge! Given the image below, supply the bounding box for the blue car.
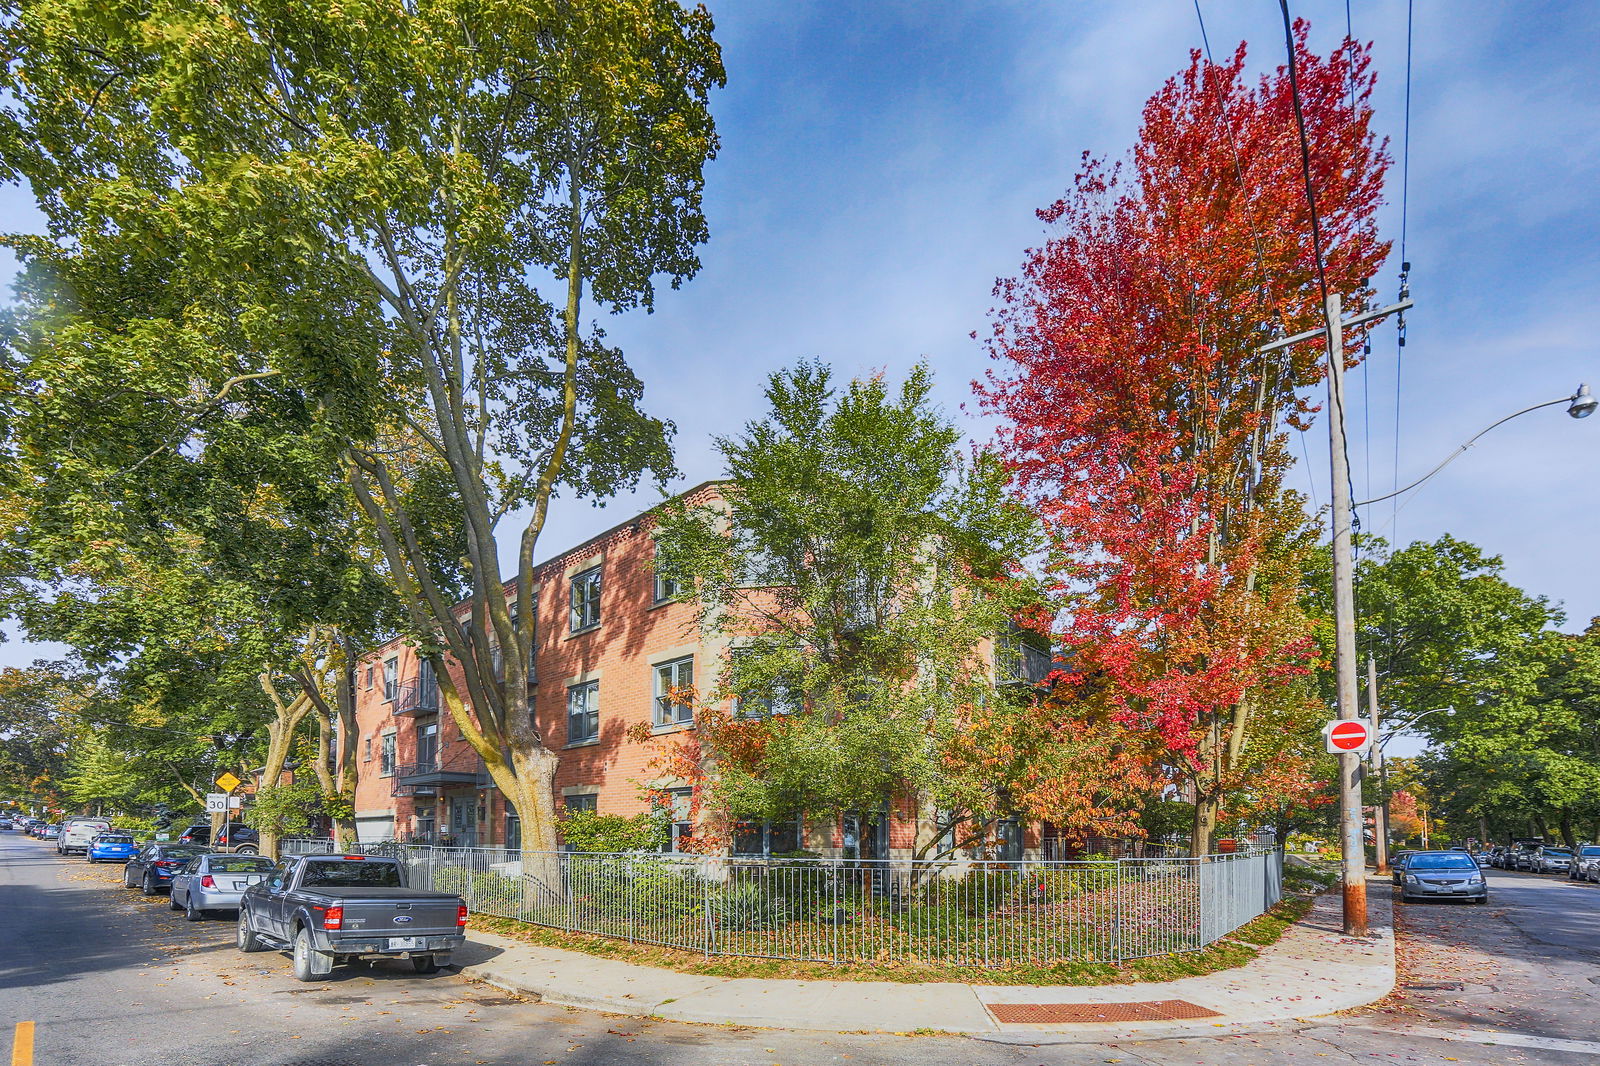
[88,832,139,864]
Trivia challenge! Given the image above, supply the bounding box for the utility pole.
[1368,654,1390,875]
[1259,292,1412,938]
[1323,292,1368,936]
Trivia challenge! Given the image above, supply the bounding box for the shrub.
[711,880,790,930]
[559,810,669,853]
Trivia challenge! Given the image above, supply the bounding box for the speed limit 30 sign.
[1322,719,1373,754]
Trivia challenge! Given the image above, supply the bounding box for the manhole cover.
[987,1000,1221,1024]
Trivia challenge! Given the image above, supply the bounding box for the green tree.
[0,662,84,806]
[61,731,142,815]
[651,362,1044,852]
[0,0,724,857]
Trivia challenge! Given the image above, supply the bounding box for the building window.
[363,736,372,762]
[995,817,1024,862]
[653,656,694,728]
[567,680,600,744]
[653,548,679,604]
[365,665,374,690]
[564,793,598,814]
[569,566,601,632]
[733,817,801,858]
[661,788,693,852]
[416,718,439,770]
[382,657,398,702]
[379,733,397,777]
[730,653,798,719]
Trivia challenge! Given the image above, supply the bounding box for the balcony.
[391,757,489,797]
[392,676,440,717]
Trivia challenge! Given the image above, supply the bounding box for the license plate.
[387,936,425,951]
[230,880,247,890]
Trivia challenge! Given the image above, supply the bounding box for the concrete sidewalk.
[454,879,1394,1041]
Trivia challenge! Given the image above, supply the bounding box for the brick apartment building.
[350,482,1052,858]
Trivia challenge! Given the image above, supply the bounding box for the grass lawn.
[468,893,1314,986]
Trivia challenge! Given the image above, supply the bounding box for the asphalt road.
[3,835,1598,1066]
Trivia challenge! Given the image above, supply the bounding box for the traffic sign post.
[1323,719,1373,754]
[211,772,243,845]
[205,793,229,814]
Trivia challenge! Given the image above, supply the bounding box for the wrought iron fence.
[275,842,1282,968]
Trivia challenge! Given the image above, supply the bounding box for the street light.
[1358,384,1596,507]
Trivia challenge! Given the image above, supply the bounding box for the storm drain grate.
[987,999,1222,1024]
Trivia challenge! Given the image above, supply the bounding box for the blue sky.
[4,0,1597,741]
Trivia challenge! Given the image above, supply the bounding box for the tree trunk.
[1558,809,1576,849]
[332,639,359,847]
[1191,791,1219,858]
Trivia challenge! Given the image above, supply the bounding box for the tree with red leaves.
[979,24,1390,855]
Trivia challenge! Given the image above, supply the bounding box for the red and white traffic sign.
[1322,719,1373,754]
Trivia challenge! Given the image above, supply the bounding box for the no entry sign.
[1323,719,1373,754]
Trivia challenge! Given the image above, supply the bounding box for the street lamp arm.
[1356,394,1578,508]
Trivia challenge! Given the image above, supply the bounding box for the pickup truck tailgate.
[340,894,462,937]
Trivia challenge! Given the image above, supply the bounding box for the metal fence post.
[707,864,720,953]
[1113,858,1124,964]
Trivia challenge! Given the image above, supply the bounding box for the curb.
[455,882,1396,1037]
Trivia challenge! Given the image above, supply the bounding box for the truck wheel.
[410,955,440,974]
[237,910,266,953]
[234,845,258,855]
[292,928,333,982]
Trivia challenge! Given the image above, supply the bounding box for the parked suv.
[179,822,261,854]
[1566,845,1600,881]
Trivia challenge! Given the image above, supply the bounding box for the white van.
[59,818,112,856]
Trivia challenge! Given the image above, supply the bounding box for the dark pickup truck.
[236,854,467,981]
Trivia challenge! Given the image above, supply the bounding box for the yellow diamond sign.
[215,771,242,793]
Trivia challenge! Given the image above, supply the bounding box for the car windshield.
[1582,847,1600,856]
[300,859,404,889]
[1408,854,1478,871]
[212,856,276,873]
[1545,849,1571,856]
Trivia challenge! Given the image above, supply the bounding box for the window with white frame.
[661,788,693,852]
[653,657,694,728]
[730,651,799,719]
[365,665,374,690]
[567,680,599,744]
[382,657,398,702]
[569,566,601,631]
[379,733,397,776]
[652,547,680,604]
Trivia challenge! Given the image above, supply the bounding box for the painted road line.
[9,1021,33,1066]
[1351,1024,1600,1057]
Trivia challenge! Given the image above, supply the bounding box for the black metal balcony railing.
[390,757,491,798]
[393,677,440,717]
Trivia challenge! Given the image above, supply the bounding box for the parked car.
[1389,851,1418,886]
[237,854,467,981]
[38,824,60,840]
[1532,846,1574,874]
[169,853,279,921]
[1398,851,1488,904]
[123,843,212,895]
[1568,845,1600,881]
[88,831,140,864]
[0,818,13,830]
[178,822,262,854]
[1510,841,1544,871]
[58,817,113,856]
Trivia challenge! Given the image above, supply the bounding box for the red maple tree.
[978,24,1390,854]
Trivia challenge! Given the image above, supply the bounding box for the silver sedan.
[169,853,279,921]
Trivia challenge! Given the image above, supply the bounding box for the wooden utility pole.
[1258,292,1412,938]
[1323,292,1369,936]
[1368,654,1390,875]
